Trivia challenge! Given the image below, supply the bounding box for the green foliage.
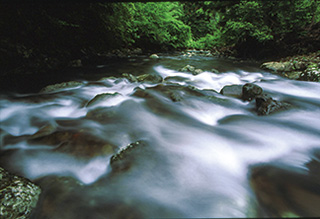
[128,2,192,50]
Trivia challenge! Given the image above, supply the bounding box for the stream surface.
[1,53,320,218]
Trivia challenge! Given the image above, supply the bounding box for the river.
[1,53,320,218]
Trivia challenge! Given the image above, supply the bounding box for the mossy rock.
[110,140,147,172]
[40,81,84,93]
[0,167,41,219]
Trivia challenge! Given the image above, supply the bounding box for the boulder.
[193,69,204,75]
[242,83,263,101]
[0,167,41,219]
[122,73,162,83]
[86,92,120,108]
[211,68,219,74]
[149,54,159,59]
[136,73,163,83]
[180,64,195,73]
[249,163,320,217]
[40,81,84,93]
[255,94,291,116]
[220,85,243,99]
[110,140,147,172]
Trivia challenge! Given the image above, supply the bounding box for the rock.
[211,68,219,73]
[249,163,320,217]
[220,85,243,99]
[255,94,291,116]
[40,81,84,93]
[86,107,118,123]
[122,73,162,83]
[180,65,195,73]
[149,54,159,59]
[122,73,138,83]
[242,83,263,101]
[31,124,57,139]
[110,140,147,172]
[136,73,163,83]
[86,92,120,108]
[0,167,41,219]
[260,61,293,72]
[28,129,115,159]
[193,69,204,75]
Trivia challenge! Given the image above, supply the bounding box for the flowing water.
[1,53,320,218]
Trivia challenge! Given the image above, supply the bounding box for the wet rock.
[110,140,147,172]
[33,175,84,219]
[86,107,118,123]
[0,167,41,219]
[179,65,204,75]
[31,124,57,139]
[28,130,115,159]
[180,64,195,73]
[40,81,84,93]
[211,68,219,73]
[122,73,162,83]
[136,73,163,83]
[220,85,243,99]
[86,92,121,108]
[193,68,204,75]
[242,83,263,101]
[149,54,159,59]
[255,94,291,116]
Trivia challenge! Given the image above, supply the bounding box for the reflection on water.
[1,55,320,218]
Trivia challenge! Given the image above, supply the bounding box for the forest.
[1,0,319,75]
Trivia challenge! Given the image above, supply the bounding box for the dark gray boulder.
[242,83,263,101]
[0,167,41,219]
[255,94,291,116]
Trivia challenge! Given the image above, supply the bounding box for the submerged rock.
[28,129,115,159]
[249,163,320,217]
[40,81,84,93]
[255,94,291,116]
[0,167,41,219]
[110,140,147,172]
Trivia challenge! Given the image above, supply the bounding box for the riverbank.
[260,50,320,82]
